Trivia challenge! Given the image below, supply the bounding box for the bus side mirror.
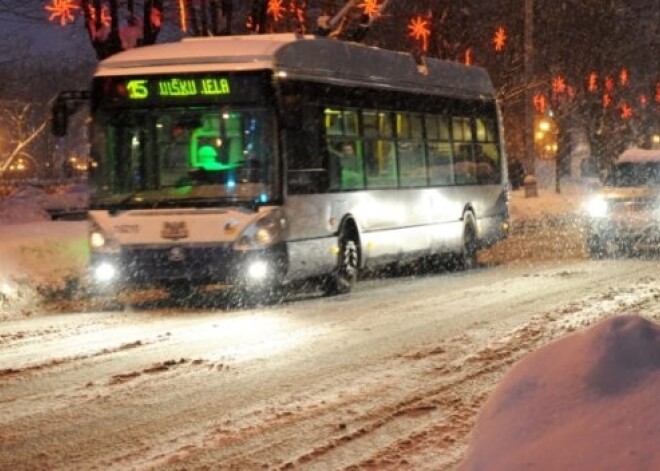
[52,98,69,137]
[51,90,91,137]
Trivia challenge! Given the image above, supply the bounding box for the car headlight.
[585,197,608,218]
[234,209,288,250]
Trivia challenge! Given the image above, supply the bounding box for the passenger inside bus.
[330,140,364,189]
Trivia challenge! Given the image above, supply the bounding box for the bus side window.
[364,139,397,188]
[328,140,364,190]
[454,143,477,184]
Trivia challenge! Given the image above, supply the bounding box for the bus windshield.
[89,105,278,208]
[610,162,660,187]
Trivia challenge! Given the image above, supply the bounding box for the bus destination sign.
[125,77,231,100]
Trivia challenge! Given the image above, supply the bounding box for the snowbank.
[0,221,87,319]
[458,315,660,471]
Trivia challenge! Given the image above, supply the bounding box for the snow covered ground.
[3,181,660,470]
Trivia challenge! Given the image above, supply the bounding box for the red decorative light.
[620,102,633,119]
[533,93,547,114]
[492,26,507,52]
[45,0,80,26]
[179,0,187,32]
[359,0,380,16]
[567,86,576,99]
[552,75,567,94]
[587,72,598,92]
[408,16,431,53]
[88,5,111,29]
[656,82,660,104]
[619,68,629,86]
[464,48,473,66]
[268,0,285,22]
[604,76,615,92]
[640,95,648,107]
[603,93,612,108]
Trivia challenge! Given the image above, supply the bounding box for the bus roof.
[95,34,495,100]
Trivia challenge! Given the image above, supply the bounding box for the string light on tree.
[552,75,567,94]
[604,76,615,92]
[179,0,187,32]
[603,93,612,108]
[359,0,380,16]
[587,72,598,92]
[268,0,285,22]
[45,0,80,26]
[492,26,506,52]
[639,95,648,107]
[619,68,629,86]
[408,15,431,53]
[533,93,547,114]
[620,102,633,119]
[89,4,111,29]
[464,48,473,66]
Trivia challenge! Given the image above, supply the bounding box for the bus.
[53,33,510,300]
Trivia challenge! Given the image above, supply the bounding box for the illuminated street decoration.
[290,0,307,32]
[45,0,80,26]
[620,102,632,119]
[179,0,187,32]
[587,72,598,92]
[567,86,576,99]
[619,68,629,86]
[492,26,506,52]
[408,15,430,53]
[89,4,111,29]
[359,0,380,16]
[551,75,567,94]
[656,82,660,104]
[533,93,547,114]
[603,93,612,108]
[639,95,648,107]
[268,0,285,22]
[604,76,615,92]
[464,48,472,66]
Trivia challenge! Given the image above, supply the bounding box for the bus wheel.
[323,231,359,296]
[461,218,478,270]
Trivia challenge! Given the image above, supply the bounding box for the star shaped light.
[45,0,80,26]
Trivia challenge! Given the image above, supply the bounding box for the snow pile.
[458,314,660,471]
[0,184,88,225]
[508,181,592,222]
[0,185,51,224]
[0,221,88,319]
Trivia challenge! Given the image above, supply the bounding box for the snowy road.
[2,249,660,470]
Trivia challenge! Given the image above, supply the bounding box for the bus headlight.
[235,209,288,250]
[93,262,118,283]
[90,231,106,248]
[585,197,608,218]
[88,222,119,252]
[247,260,269,280]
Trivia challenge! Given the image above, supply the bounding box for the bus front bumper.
[90,244,287,289]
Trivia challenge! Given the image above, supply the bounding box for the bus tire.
[323,229,360,296]
[460,215,478,270]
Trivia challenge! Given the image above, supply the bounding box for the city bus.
[54,33,510,300]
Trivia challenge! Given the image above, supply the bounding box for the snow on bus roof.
[95,34,494,99]
[616,148,660,163]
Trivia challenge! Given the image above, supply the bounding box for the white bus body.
[85,34,510,296]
